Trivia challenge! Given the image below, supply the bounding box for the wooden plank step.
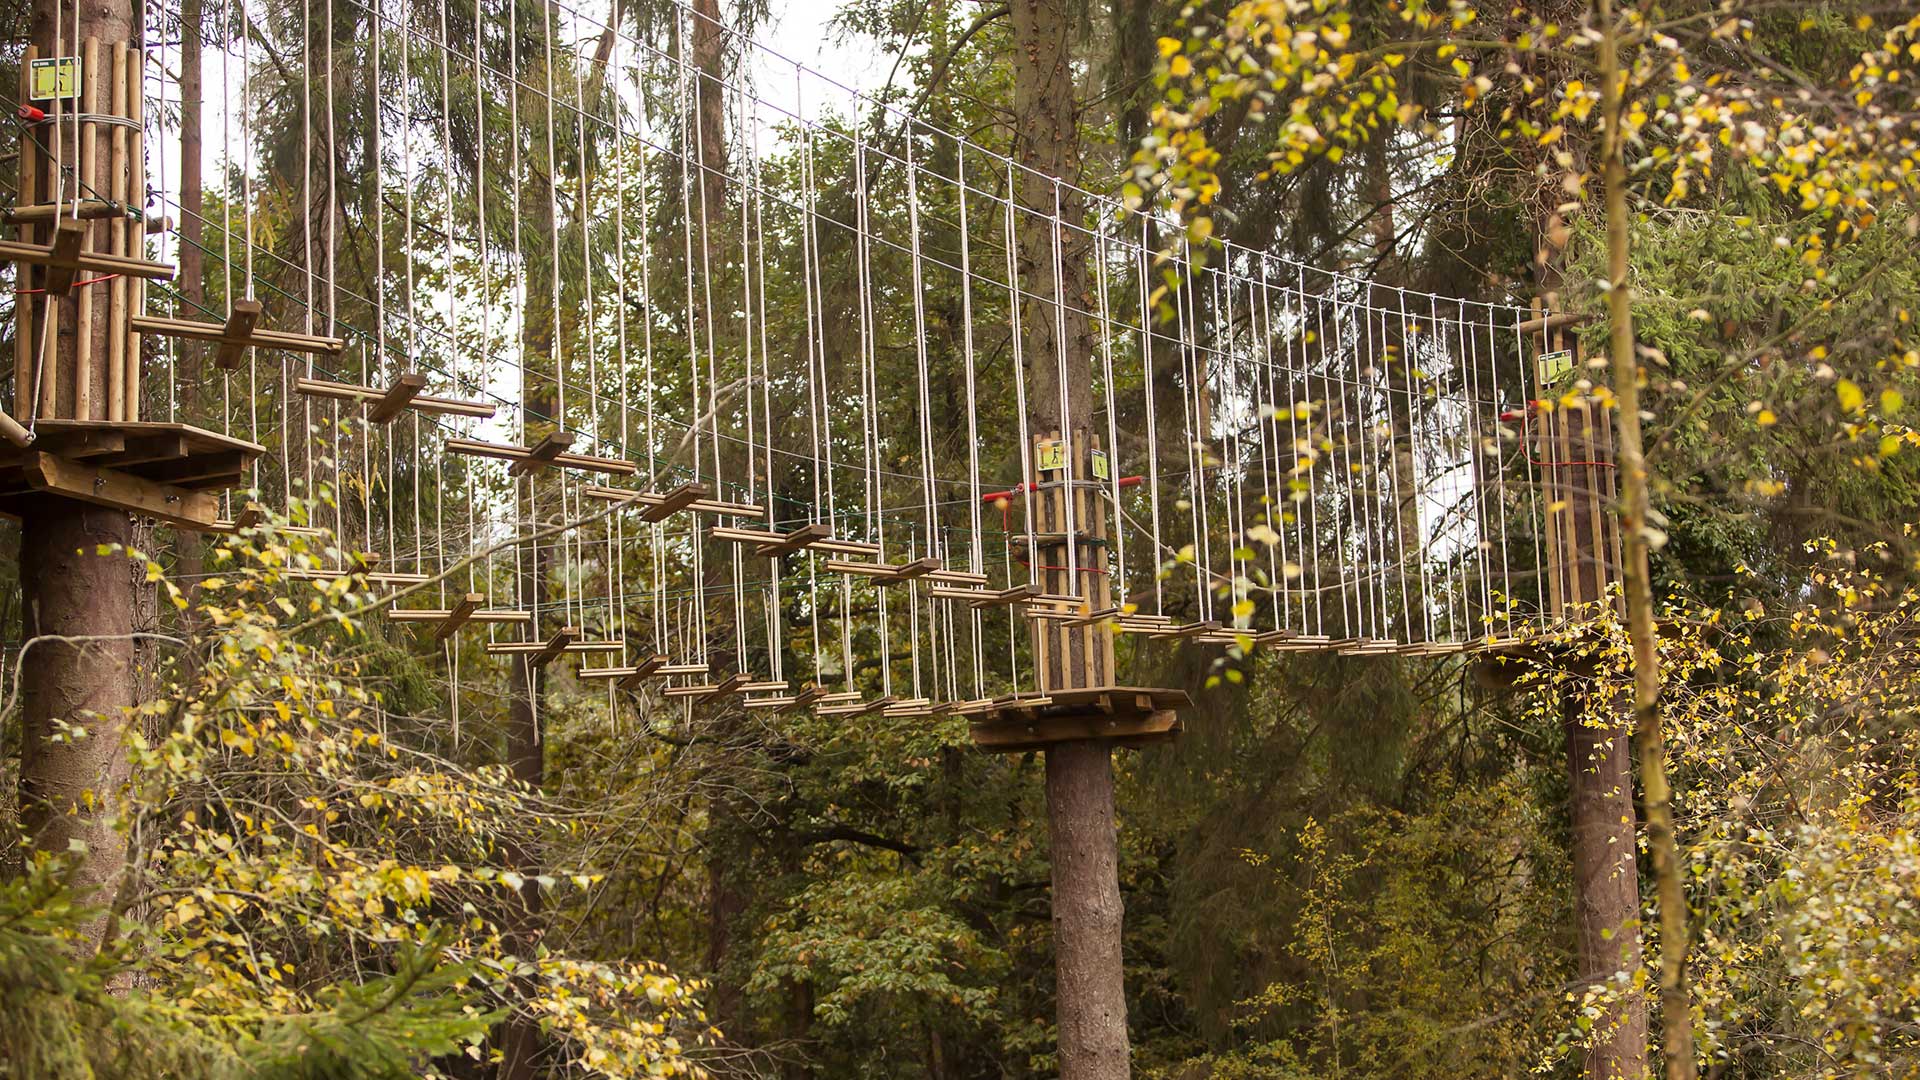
[817,695,896,718]
[295,375,496,421]
[709,523,833,558]
[582,482,766,520]
[484,633,624,657]
[446,436,636,477]
[386,595,531,639]
[821,556,943,585]
[132,301,349,369]
[662,672,749,701]
[0,220,176,293]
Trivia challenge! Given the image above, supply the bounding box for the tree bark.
[1046,740,1130,1078]
[1597,2,1694,1076]
[690,0,727,233]
[497,118,560,1077]
[1565,697,1647,1079]
[177,0,207,427]
[19,499,135,942]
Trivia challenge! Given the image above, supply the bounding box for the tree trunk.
[1597,2,1694,1077]
[1565,697,1647,1079]
[1011,0,1133,1073]
[497,127,560,1077]
[1046,740,1130,1078]
[18,0,139,950]
[19,499,135,942]
[691,0,726,233]
[1525,45,1650,1079]
[178,0,205,417]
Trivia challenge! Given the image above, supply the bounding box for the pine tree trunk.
[178,0,205,417]
[1565,697,1648,1079]
[19,500,135,943]
[1046,740,1130,1077]
[1010,0,1133,1072]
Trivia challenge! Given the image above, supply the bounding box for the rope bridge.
[0,0,1609,728]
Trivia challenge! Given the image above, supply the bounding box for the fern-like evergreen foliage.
[0,863,494,1079]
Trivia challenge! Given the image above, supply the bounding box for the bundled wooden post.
[1532,307,1624,624]
[1029,430,1118,691]
[11,37,149,424]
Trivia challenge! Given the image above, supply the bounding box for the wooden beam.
[41,428,124,458]
[4,198,132,224]
[106,432,192,466]
[142,449,248,487]
[969,709,1181,753]
[1515,311,1591,336]
[447,436,636,478]
[137,315,343,355]
[742,695,798,710]
[213,300,262,369]
[923,568,991,587]
[508,431,574,476]
[704,672,749,702]
[709,522,833,558]
[393,606,529,626]
[806,537,883,557]
[891,557,942,582]
[817,695,896,718]
[0,409,31,449]
[17,452,216,528]
[924,586,997,604]
[293,376,495,419]
[1063,606,1122,628]
[583,483,765,519]
[662,672,748,701]
[821,556,944,585]
[0,234,175,282]
[366,372,427,424]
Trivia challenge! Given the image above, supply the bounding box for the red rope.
[1503,400,1618,469]
[16,272,120,294]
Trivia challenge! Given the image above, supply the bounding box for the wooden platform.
[0,419,265,528]
[968,686,1190,753]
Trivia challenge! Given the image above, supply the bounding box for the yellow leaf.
[1837,379,1865,413]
